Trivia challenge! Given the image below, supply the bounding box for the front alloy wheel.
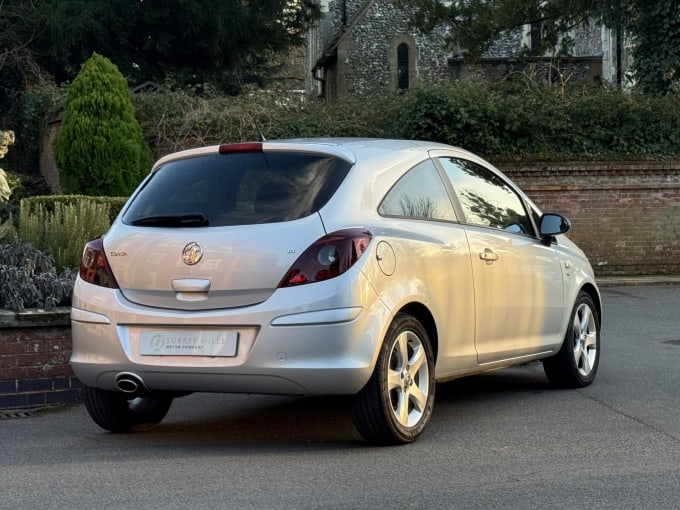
[543,291,600,388]
[352,313,435,445]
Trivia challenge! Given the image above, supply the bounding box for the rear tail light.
[278,229,372,288]
[79,237,119,289]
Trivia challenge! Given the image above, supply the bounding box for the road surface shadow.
[78,364,555,452]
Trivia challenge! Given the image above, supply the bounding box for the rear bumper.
[70,269,391,396]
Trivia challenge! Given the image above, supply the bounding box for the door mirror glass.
[540,213,570,237]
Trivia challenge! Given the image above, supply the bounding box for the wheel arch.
[395,302,439,362]
[579,282,602,323]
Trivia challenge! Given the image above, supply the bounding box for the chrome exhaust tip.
[114,372,147,395]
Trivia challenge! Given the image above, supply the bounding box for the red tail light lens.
[79,237,119,289]
[278,229,372,288]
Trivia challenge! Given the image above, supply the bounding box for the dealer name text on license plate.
[139,330,239,356]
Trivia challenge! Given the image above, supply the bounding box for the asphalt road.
[1,285,679,509]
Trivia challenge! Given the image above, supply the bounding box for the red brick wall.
[497,160,680,276]
[0,310,79,408]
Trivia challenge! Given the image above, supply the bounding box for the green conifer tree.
[54,52,151,196]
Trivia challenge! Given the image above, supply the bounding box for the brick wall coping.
[491,160,680,170]
[0,307,71,329]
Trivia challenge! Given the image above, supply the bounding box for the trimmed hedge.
[19,194,126,223]
[131,81,680,160]
[386,80,680,158]
[7,80,680,176]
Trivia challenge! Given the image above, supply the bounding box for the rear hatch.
[105,146,352,310]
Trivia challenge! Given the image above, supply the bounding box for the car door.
[436,155,565,364]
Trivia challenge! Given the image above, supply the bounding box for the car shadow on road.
[434,362,553,404]
[88,392,366,451]
[79,364,554,452]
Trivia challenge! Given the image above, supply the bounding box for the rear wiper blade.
[130,213,209,227]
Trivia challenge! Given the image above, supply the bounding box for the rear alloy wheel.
[352,313,435,445]
[543,291,600,388]
[80,384,173,433]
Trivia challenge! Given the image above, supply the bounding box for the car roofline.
[150,138,470,173]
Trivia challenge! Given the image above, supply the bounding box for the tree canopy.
[404,0,680,95]
[0,0,320,94]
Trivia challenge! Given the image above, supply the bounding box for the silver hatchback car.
[70,138,601,445]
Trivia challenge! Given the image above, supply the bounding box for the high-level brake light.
[218,142,263,154]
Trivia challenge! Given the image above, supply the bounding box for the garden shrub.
[132,89,391,158]
[54,52,151,196]
[0,238,75,312]
[19,196,116,270]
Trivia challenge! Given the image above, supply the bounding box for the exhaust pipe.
[115,372,147,395]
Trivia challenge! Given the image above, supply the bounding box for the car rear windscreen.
[122,151,352,227]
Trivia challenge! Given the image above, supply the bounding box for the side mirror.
[539,213,570,245]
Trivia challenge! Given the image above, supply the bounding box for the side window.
[439,158,534,235]
[379,160,456,221]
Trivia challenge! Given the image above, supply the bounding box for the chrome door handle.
[479,249,499,264]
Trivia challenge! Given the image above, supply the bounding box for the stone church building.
[305,0,632,101]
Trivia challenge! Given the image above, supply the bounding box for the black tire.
[80,384,173,433]
[543,291,600,388]
[351,313,435,445]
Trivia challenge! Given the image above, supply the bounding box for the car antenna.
[248,113,266,142]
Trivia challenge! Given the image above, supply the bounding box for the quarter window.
[379,160,456,221]
[439,158,533,235]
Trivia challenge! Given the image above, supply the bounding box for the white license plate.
[139,330,239,356]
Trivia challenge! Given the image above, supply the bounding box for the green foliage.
[132,90,391,157]
[130,80,680,160]
[404,0,680,95]
[54,53,151,196]
[6,77,680,197]
[18,196,117,270]
[20,194,126,223]
[0,238,75,312]
[0,219,17,242]
[20,79,679,163]
[630,1,680,95]
[385,79,680,158]
[0,85,66,178]
[404,0,632,57]
[1,0,320,94]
